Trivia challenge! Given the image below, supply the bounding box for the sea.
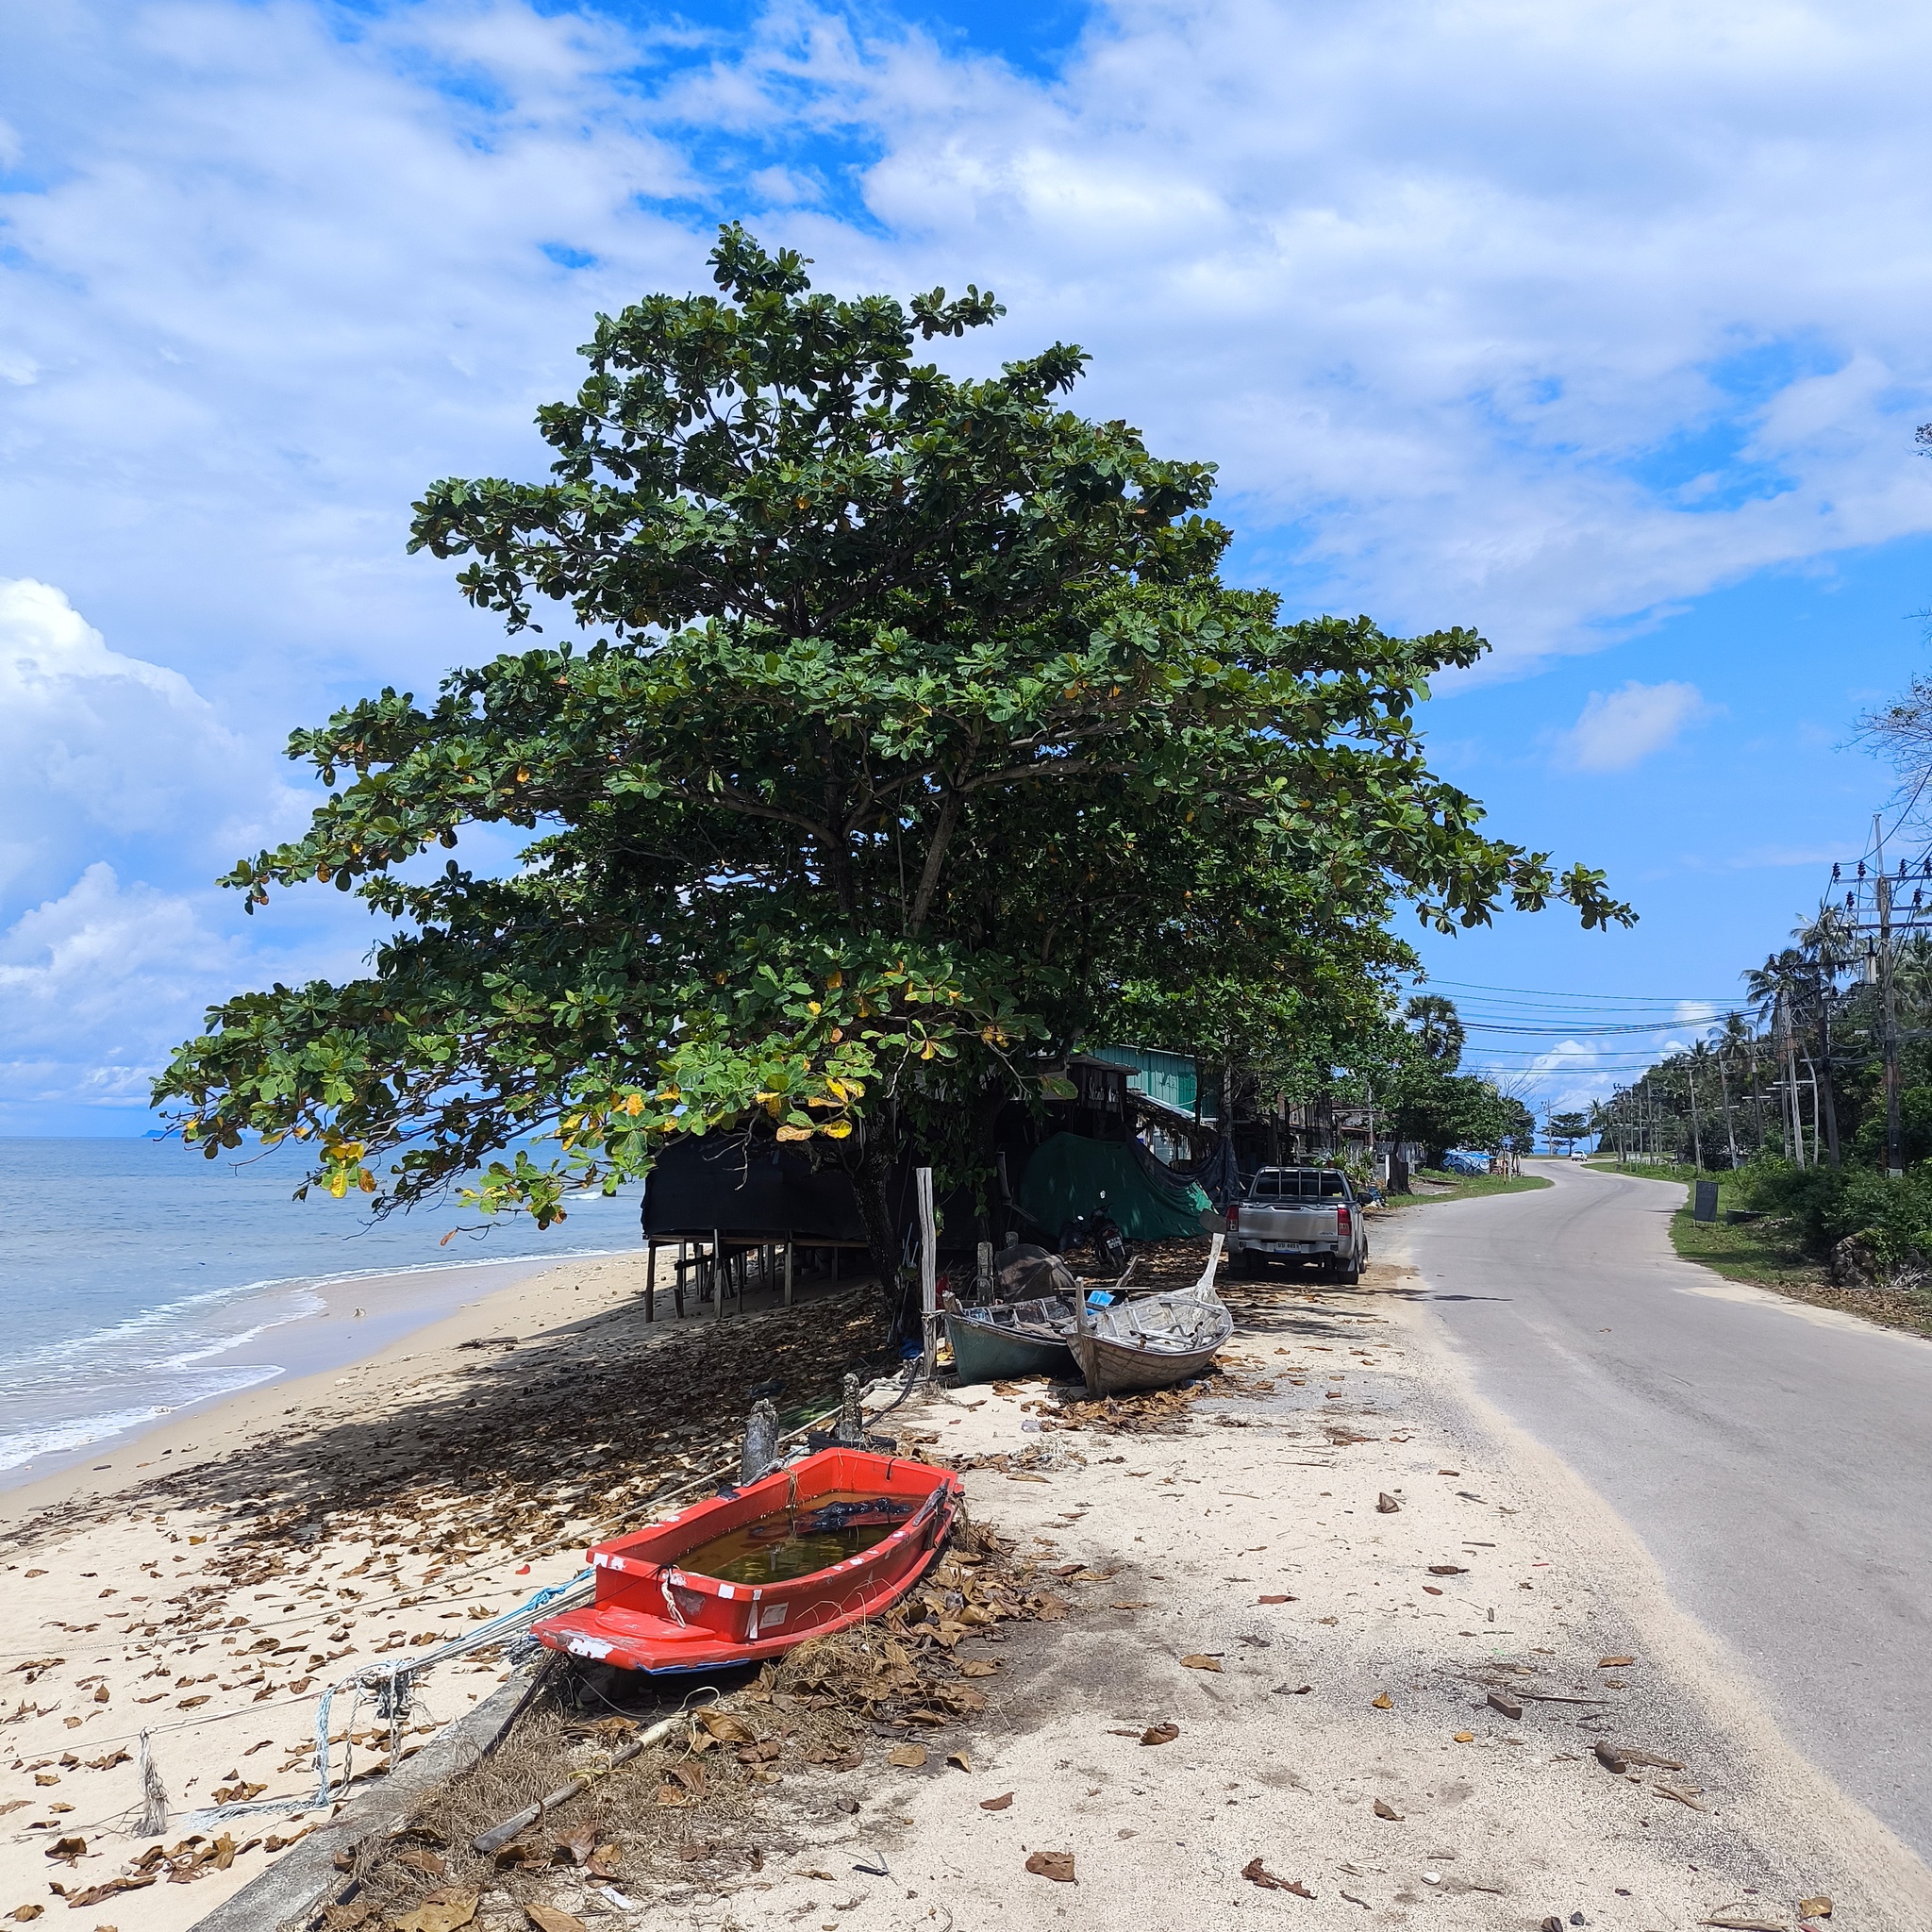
[0,1137,639,1479]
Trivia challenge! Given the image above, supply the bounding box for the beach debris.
[1598,1656,1636,1669]
[887,1745,928,1769]
[390,1893,479,1932]
[1695,1918,1791,1931]
[1257,1593,1294,1605]
[473,1716,684,1856]
[1488,1691,1524,1720]
[1179,1655,1223,1672]
[1024,1851,1075,1883]
[1376,1494,1401,1513]
[1427,1564,1469,1576]
[1241,1858,1312,1897]
[458,1337,518,1351]
[1453,1731,1474,1742]
[946,1750,973,1772]
[6,1908,42,1922]
[980,1793,1014,1811]
[1593,1741,1684,1774]
[1371,1694,1392,1709]
[1654,1782,1708,1811]
[740,1398,781,1484]
[1371,1799,1401,1820]
[522,1907,588,1932]
[1140,1723,1179,1746]
[1796,1899,1831,1920]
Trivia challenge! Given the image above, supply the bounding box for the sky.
[4,0,1932,1133]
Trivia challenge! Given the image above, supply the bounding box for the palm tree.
[1403,994,1465,1071]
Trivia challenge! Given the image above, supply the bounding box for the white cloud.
[6,0,1932,1115]
[1552,680,1713,773]
[0,864,240,1108]
[0,577,307,901]
[3,0,1932,706]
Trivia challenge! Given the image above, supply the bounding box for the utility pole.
[1774,991,1800,1164]
[1717,1047,1739,1169]
[1876,813,1905,1177]
[1813,966,1840,1169]
[1687,1056,1704,1173]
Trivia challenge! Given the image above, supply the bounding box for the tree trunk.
[852,1122,909,1336]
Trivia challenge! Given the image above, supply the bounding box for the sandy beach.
[0,1244,887,1928]
[3,1224,1924,1932]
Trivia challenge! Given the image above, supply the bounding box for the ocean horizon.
[0,1137,640,1476]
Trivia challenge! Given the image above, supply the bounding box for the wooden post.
[916,1165,939,1380]
[712,1229,723,1318]
[645,1241,656,1324]
[784,1241,794,1307]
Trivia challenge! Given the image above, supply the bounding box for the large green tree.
[156,228,1632,1306]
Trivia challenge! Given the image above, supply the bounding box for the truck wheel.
[1330,1256,1360,1285]
[1230,1247,1255,1280]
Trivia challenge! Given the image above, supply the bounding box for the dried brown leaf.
[1024,1850,1075,1883]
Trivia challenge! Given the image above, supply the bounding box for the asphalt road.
[1400,1158,1932,1862]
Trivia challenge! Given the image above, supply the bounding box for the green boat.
[942,1294,1077,1384]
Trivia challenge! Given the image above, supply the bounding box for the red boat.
[531,1447,962,1674]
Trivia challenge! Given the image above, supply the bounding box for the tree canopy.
[156,227,1631,1294]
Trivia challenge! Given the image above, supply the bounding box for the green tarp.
[1017,1132,1211,1243]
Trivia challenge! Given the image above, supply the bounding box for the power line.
[1420,977,1740,1006]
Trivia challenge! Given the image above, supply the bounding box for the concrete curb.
[192,1663,546,1932]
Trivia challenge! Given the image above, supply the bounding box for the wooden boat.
[1071,1235,1231,1396]
[943,1292,1077,1384]
[531,1447,961,1674]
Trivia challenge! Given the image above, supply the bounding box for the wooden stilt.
[783,1240,794,1307]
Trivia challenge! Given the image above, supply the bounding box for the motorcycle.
[1057,1190,1129,1275]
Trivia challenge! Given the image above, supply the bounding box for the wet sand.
[0,1244,886,1928]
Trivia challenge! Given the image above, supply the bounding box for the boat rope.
[176,1369,911,1831]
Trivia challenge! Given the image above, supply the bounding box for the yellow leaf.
[821,1120,853,1139]
[808,1001,822,1015]
[826,971,843,989]
[625,1094,644,1116]
[775,1125,812,1142]
[1371,1693,1392,1709]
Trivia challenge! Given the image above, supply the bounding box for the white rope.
[177,1374,898,1831]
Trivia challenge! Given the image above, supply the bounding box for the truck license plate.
[1265,1241,1307,1253]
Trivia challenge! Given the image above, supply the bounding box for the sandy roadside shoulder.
[684,1250,1931,1932]
[0,1247,885,1930]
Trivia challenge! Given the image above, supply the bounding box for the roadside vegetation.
[1392,1166,1553,1206]
[1584,651,1932,1327]
[1594,1159,1932,1337]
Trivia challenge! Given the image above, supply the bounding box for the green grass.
[1391,1167,1554,1206]
[1656,1172,1830,1292]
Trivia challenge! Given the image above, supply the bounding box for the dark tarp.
[1016,1132,1211,1242]
[641,1134,868,1242]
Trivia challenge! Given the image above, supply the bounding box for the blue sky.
[4,0,1932,1131]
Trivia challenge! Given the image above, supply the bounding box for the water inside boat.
[676,1491,917,1585]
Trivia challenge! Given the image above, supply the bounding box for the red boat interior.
[532,1447,960,1674]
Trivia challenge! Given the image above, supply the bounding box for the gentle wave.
[0,1367,286,1473]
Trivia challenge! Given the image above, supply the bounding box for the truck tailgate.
[1239,1205,1339,1241]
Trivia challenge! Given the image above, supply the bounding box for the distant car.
[1568,1151,1586,1163]
[1228,1167,1368,1284]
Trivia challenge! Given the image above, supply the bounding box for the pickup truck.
[1228,1167,1368,1283]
